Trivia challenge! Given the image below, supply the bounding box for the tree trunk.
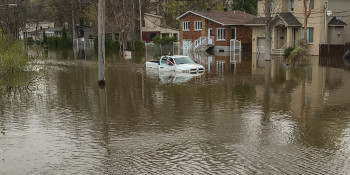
[303,0,313,47]
[263,0,274,61]
[265,26,272,61]
[304,17,308,44]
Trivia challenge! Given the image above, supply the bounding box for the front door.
[208,28,213,44]
[293,28,297,47]
[257,37,266,54]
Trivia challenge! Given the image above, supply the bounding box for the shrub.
[152,35,177,45]
[285,47,310,67]
[94,36,120,50]
[284,47,294,57]
[111,40,120,49]
[45,36,72,49]
[25,37,34,44]
[297,39,307,48]
[135,40,145,51]
[0,35,32,89]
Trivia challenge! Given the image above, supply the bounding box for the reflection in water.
[146,68,204,84]
[1,50,350,174]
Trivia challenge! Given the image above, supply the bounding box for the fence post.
[145,42,147,58]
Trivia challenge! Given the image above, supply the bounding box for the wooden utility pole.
[98,0,105,85]
[139,0,142,40]
[72,2,76,41]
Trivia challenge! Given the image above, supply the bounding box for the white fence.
[73,38,94,47]
[230,39,242,52]
[230,39,242,64]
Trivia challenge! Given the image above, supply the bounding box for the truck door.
[159,57,175,71]
[159,57,167,70]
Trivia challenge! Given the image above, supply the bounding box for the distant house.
[30,27,64,41]
[76,25,95,40]
[246,0,350,55]
[177,10,255,52]
[19,21,55,40]
[142,13,179,42]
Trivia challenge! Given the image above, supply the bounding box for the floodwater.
[1,48,350,174]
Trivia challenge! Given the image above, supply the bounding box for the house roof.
[144,13,162,19]
[245,17,266,26]
[45,27,63,32]
[177,10,255,26]
[278,13,302,26]
[30,29,44,35]
[328,16,347,26]
[245,12,301,27]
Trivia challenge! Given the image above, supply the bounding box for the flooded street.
[1,48,350,174]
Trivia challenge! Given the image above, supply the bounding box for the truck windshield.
[173,57,195,65]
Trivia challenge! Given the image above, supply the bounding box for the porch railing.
[280,42,288,56]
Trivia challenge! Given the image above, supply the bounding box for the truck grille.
[189,68,205,74]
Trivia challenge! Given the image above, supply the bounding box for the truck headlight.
[182,70,189,73]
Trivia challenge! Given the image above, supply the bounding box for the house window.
[302,27,314,43]
[183,21,190,31]
[306,0,314,11]
[217,28,226,41]
[231,28,236,39]
[194,21,202,31]
[162,33,169,38]
[270,2,274,13]
[290,0,294,11]
[307,28,314,43]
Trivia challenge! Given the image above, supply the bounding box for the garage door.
[257,38,266,54]
[182,39,192,56]
[183,40,192,50]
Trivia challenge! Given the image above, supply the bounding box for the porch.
[271,25,300,55]
[249,12,302,55]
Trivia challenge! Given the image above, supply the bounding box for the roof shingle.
[245,12,301,27]
[328,16,347,26]
[178,10,255,26]
[278,13,301,26]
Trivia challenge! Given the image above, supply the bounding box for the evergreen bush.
[285,47,310,67]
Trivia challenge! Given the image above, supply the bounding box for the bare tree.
[0,0,27,39]
[263,0,278,61]
[303,0,313,46]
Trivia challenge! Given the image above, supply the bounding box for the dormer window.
[290,0,294,12]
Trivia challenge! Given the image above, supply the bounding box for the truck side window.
[167,58,175,66]
[160,58,167,65]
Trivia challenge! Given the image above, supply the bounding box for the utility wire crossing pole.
[98,0,106,85]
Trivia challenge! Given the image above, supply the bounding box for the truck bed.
[146,61,159,69]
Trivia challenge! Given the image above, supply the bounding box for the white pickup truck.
[146,55,205,74]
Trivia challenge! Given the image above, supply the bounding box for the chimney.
[224,8,228,12]
[207,8,211,12]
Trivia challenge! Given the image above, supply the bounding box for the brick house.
[177,10,255,52]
